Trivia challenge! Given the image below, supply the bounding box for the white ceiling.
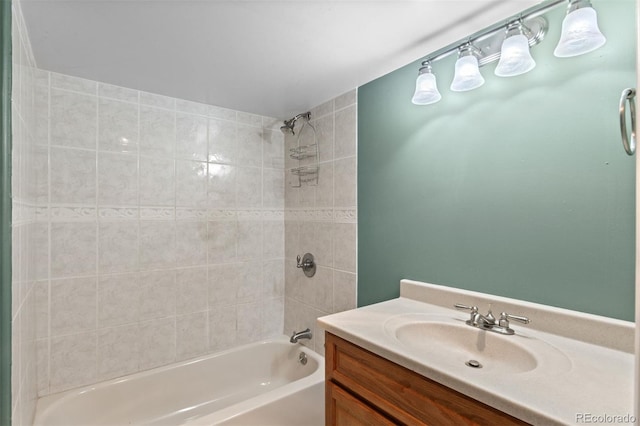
[21,0,541,118]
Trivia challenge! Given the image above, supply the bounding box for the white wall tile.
[50,277,97,337]
[50,222,97,278]
[97,273,140,328]
[209,305,236,352]
[98,98,138,154]
[50,89,97,149]
[335,90,357,111]
[98,152,138,206]
[138,318,176,370]
[139,270,176,321]
[176,160,207,207]
[207,221,237,262]
[208,263,240,306]
[50,147,96,204]
[263,130,284,169]
[333,271,356,314]
[176,267,208,314]
[175,221,208,266]
[98,221,138,273]
[176,113,208,161]
[236,302,262,345]
[139,157,175,206]
[333,223,356,273]
[315,115,334,163]
[139,221,176,270]
[237,221,262,261]
[334,157,356,208]
[49,332,97,392]
[237,125,263,167]
[263,221,284,259]
[140,106,175,158]
[208,118,237,165]
[263,260,285,298]
[236,167,262,208]
[236,262,262,303]
[207,164,236,208]
[335,105,357,159]
[97,324,139,379]
[263,169,284,209]
[176,312,208,361]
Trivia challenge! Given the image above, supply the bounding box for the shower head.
[280,122,295,135]
[280,112,311,135]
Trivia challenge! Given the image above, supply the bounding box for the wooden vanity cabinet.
[325,332,529,426]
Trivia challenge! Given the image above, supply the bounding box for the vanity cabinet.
[325,332,529,426]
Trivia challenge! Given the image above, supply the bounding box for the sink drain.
[465,359,483,368]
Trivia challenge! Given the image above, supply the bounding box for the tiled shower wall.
[34,71,286,395]
[11,0,39,423]
[284,91,358,354]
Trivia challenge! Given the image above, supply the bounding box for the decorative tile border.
[284,208,357,223]
[50,206,97,222]
[39,206,291,222]
[334,208,357,223]
[176,208,208,221]
[140,207,175,220]
[98,207,138,220]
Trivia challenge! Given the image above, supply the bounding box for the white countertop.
[318,280,636,426]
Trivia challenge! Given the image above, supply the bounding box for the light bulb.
[411,66,442,105]
[450,53,485,92]
[495,33,536,77]
[554,4,606,58]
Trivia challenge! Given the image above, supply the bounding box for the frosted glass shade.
[495,34,536,77]
[411,71,442,105]
[450,55,485,92]
[554,7,606,57]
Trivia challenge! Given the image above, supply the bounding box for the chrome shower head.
[281,112,311,136]
[280,123,295,135]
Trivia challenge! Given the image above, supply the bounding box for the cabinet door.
[327,381,397,426]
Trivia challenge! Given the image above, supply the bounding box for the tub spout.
[290,328,312,343]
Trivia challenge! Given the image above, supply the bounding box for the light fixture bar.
[420,0,566,67]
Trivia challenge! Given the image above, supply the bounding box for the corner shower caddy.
[283,112,319,187]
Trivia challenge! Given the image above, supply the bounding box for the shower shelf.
[287,115,319,187]
[289,144,318,160]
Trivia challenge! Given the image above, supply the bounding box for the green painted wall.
[358,0,636,321]
[0,0,11,423]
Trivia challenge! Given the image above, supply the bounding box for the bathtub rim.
[34,335,324,426]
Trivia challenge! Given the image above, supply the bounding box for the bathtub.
[34,336,325,426]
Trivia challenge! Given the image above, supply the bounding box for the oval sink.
[394,322,537,373]
[384,313,571,375]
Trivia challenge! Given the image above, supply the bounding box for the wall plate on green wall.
[357,0,636,321]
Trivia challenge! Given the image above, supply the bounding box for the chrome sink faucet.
[454,304,529,335]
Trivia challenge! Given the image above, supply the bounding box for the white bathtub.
[34,336,325,426]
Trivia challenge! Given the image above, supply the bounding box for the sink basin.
[384,313,571,375]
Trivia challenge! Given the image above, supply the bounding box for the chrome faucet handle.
[498,312,530,328]
[454,304,479,323]
[454,303,478,313]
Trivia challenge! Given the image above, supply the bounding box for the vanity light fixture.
[450,44,485,92]
[411,0,607,105]
[554,0,606,58]
[411,63,442,105]
[494,21,537,77]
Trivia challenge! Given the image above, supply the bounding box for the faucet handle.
[454,303,478,313]
[499,312,530,328]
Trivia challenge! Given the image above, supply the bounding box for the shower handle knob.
[296,253,316,277]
